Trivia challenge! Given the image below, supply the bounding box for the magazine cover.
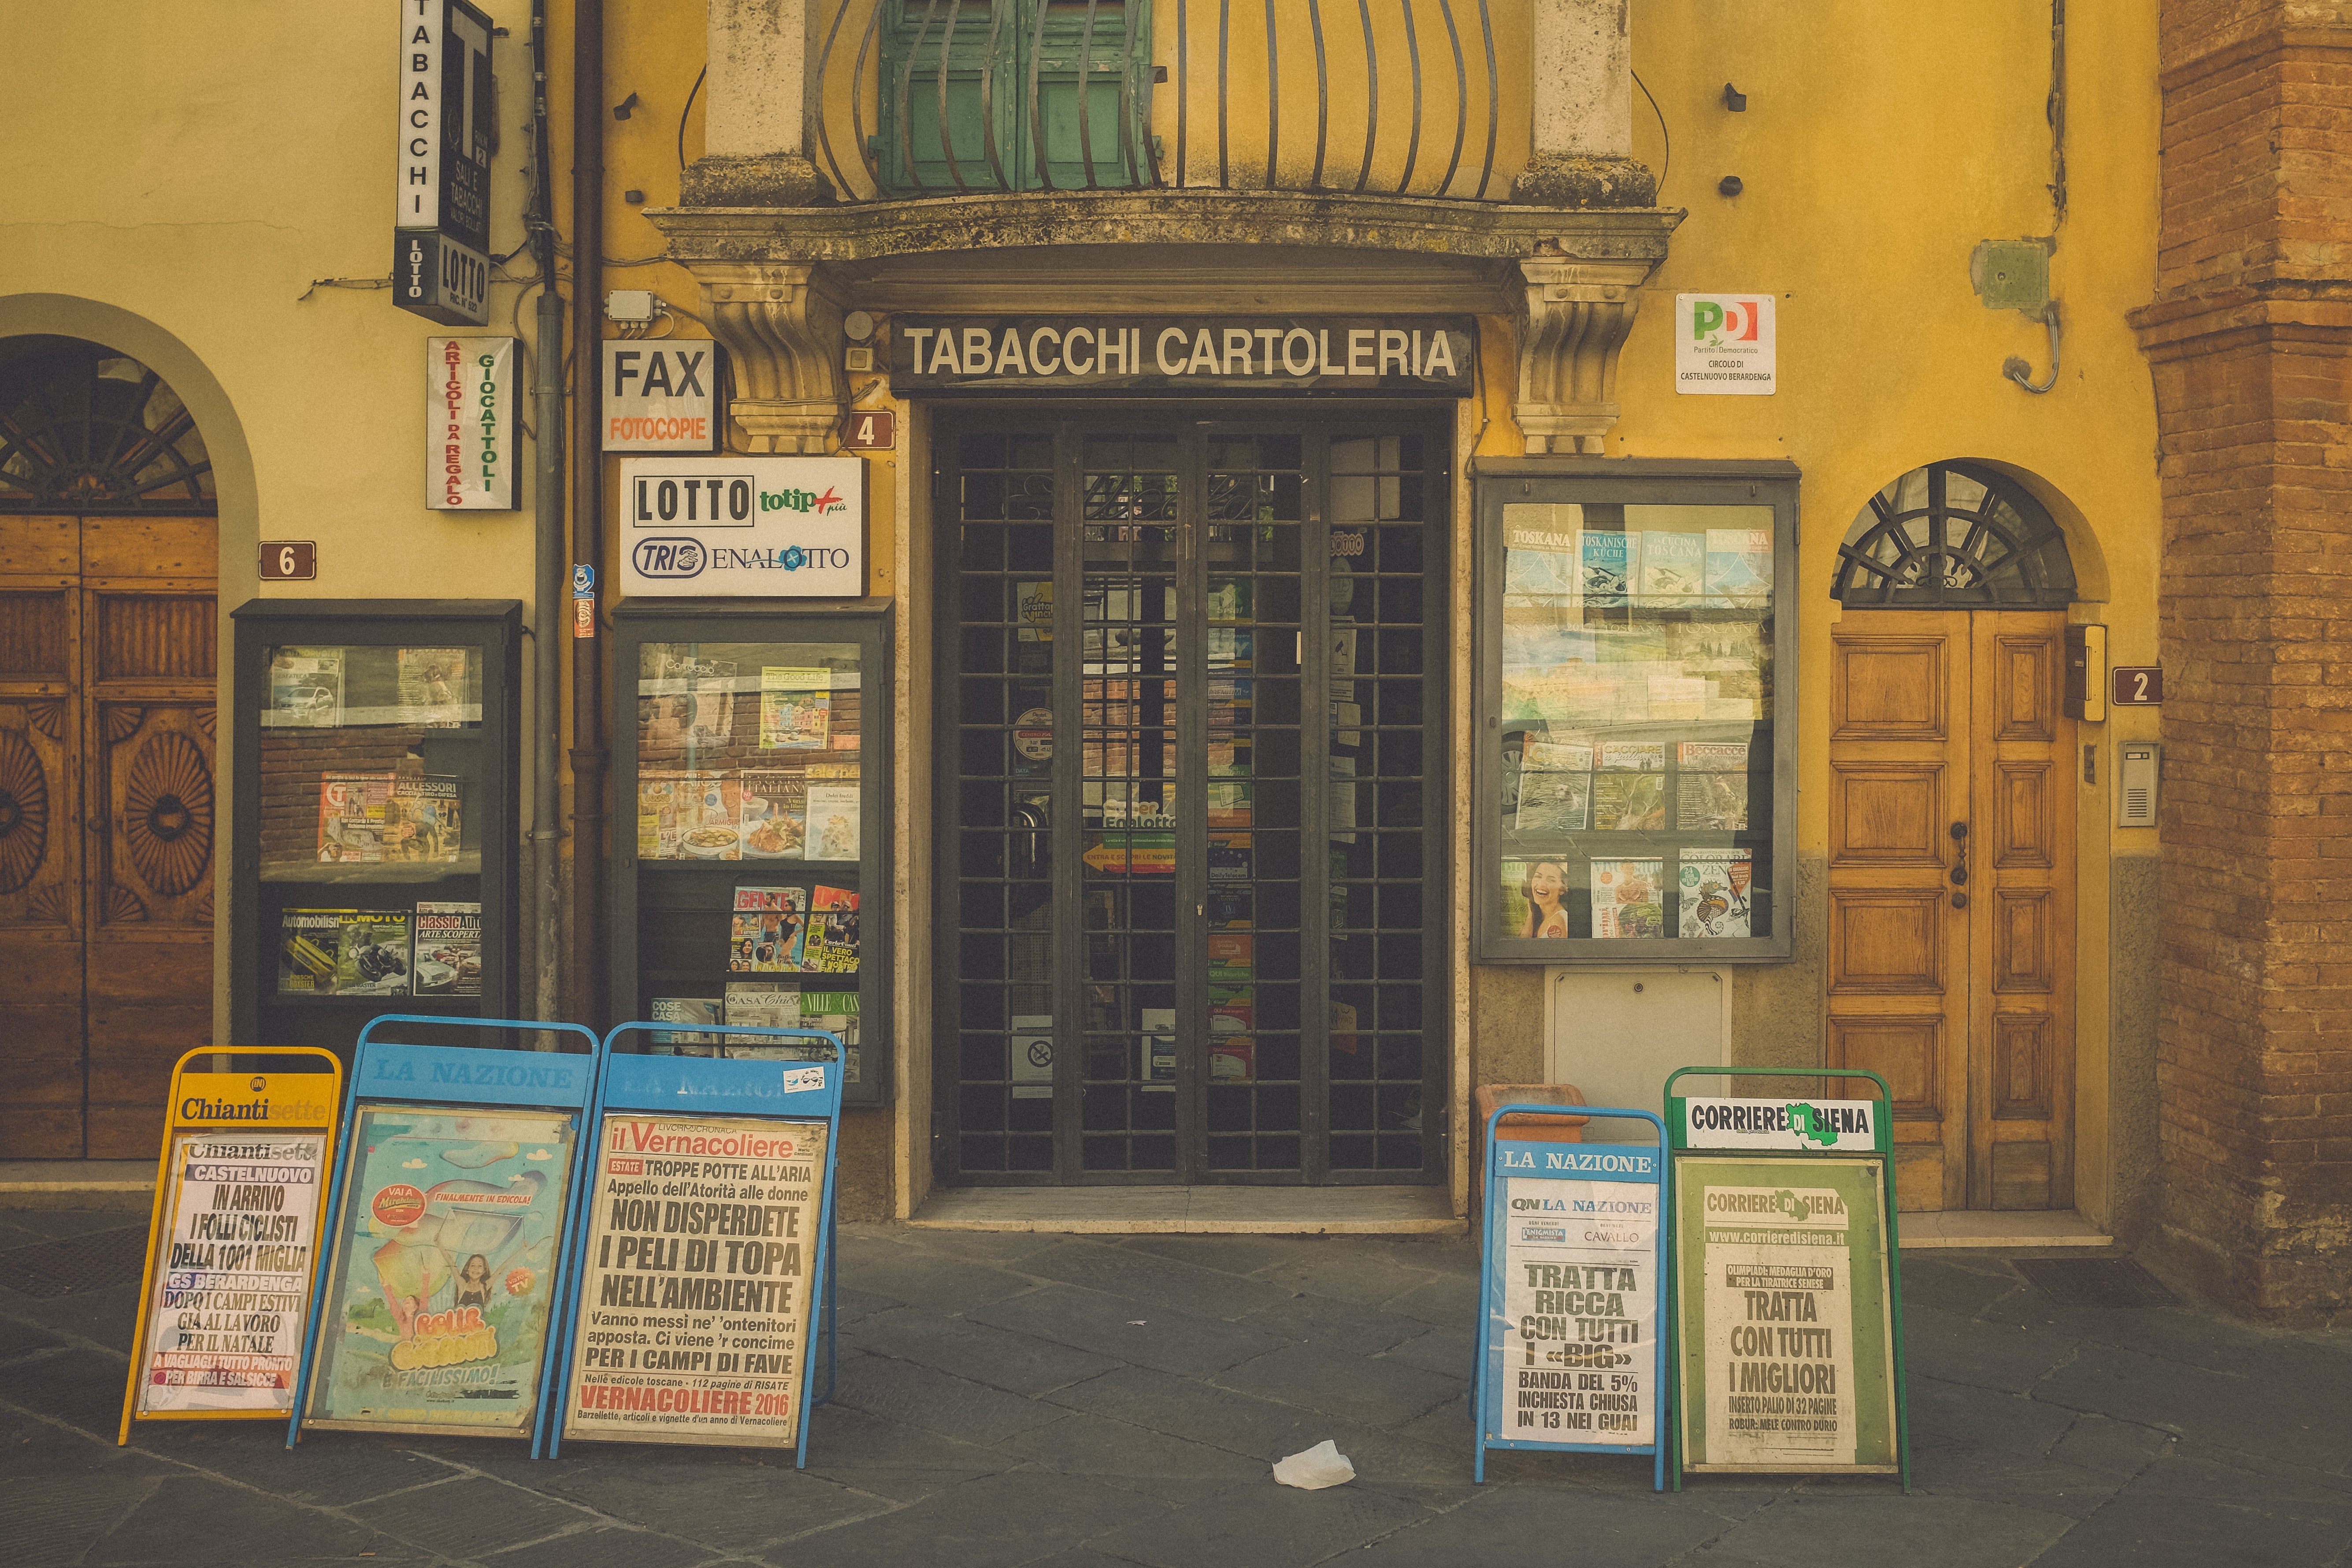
[1514,740,1595,833]
[304,1108,574,1432]
[1590,858,1667,939]
[267,647,345,729]
[1579,530,1631,617]
[1679,848,1755,938]
[412,901,482,996]
[805,783,861,861]
[646,651,739,751]
[396,647,470,728]
[332,911,413,996]
[648,997,723,1051]
[722,979,800,1031]
[1598,741,1666,772]
[637,771,731,860]
[758,667,831,749]
[1703,528,1773,609]
[1505,855,1577,938]
[1677,771,1751,832]
[1593,773,1669,831]
[739,770,807,859]
[729,885,809,973]
[1503,511,1584,617]
[1637,530,1706,605]
[1015,580,1053,642]
[805,886,860,974]
[385,776,461,863]
[798,990,862,1084]
[278,908,356,994]
[316,774,392,863]
[1677,741,1750,771]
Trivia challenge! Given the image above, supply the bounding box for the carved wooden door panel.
[1827,610,2073,1212]
[0,516,215,1157]
[0,517,86,1156]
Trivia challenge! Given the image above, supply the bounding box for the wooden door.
[0,515,217,1157]
[1827,610,2073,1211]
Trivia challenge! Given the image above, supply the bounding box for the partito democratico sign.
[425,336,516,510]
[618,456,865,598]
[890,316,1476,394]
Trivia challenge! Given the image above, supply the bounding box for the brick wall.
[2133,11,2352,1321]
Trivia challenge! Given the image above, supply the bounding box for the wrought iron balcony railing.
[810,0,1530,204]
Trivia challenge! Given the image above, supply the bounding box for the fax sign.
[1675,294,1776,396]
[602,342,716,451]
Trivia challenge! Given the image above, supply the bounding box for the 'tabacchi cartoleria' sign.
[425,336,516,510]
[618,456,864,598]
[890,315,1476,395]
[1681,1098,1878,1153]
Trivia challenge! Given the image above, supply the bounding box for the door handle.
[1949,821,1968,906]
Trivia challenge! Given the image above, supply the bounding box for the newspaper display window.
[1474,462,1799,962]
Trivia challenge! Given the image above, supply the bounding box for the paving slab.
[2033,1339,2352,1474]
[845,1303,1124,1395]
[1899,1304,2081,1394]
[517,1450,893,1551]
[1083,1474,1434,1568]
[832,1349,1072,1445]
[1000,1409,1269,1500]
[1116,1234,1318,1278]
[485,1523,726,1568]
[1361,1485,1730,1566]
[1685,1491,2075,1568]
[1234,1291,1438,1356]
[345,1472,600,1557]
[770,1466,1169,1568]
[2,1471,162,1568]
[88,1472,390,1564]
[970,1282,1289,1376]
[1014,1239,1299,1319]
[2027,1450,2352,1568]
[1207,1340,1463,1428]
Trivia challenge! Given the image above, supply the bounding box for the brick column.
[2131,13,2352,1321]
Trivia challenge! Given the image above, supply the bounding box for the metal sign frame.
[1473,1102,1671,1489]
[285,1016,600,1449]
[542,1024,846,1467]
[119,1046,344,1442]
[1662,1065,1911,1491]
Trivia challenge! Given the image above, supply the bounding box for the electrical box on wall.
[2065,624,2107,722]
[1543,968,1730,1118]
[2117,743,2160,827]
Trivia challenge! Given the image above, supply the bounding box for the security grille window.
[876,0,1156,192]
[939,415,1446,1185]
[1832,461,2076,609]
[0,337,214,512]
[1473,460,1799,963]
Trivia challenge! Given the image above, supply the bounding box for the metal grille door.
[938,413,1446,1186]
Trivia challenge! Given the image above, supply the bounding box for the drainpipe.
[530,0,565,1036]
[570,0,608,1028]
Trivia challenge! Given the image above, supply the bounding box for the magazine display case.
[229,601,523,1045]
[610,599,893,1107]
[1473,461,1799,963]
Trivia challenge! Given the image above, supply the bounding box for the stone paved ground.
[4,1206,2350,1567]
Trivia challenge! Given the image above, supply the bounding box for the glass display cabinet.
[1473,460,1799,962]
[230,601,523,1046]
[609,598,893,1106]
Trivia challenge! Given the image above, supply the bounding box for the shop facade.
[8,2,2345,1316]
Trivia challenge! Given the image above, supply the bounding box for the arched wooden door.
[1825,463,2078,1212]
[0,340,219,1157]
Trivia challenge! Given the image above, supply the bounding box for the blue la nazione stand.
[1473,1103,1671,1489]
[540,1024,846,1466]
[286,1016,602,1451]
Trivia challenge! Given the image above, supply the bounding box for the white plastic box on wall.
[1543,967,1731,1121]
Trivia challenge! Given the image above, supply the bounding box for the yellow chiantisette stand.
[119,1046,343,1443]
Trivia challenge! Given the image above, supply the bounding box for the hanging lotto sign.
[426,336,517,510]
[551,1034,843,1461]
[618,456,864,598]
[602,341,719,452]
[1474,1107,1668,1487]
[119,1048,343,1440]
[1669,1079,1903,1478]
[291,1023,598,1443]
[393,0,495,326]
[1674,294,1777,396]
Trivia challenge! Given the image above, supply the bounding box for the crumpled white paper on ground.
[1271,1439,1356,1490]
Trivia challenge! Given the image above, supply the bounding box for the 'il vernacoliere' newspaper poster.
[135,1133,326,1414]
[1675,1155,1898,1472]
[306,1108,576,1434]
[564,1114,831,1448]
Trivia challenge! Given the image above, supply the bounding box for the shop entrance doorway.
[0,339,220,1157]
[935,411,1448,1186]
[1826,463,2080,1212]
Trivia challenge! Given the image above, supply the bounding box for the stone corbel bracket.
[1516,255,1664,456]
[694,261,847,455]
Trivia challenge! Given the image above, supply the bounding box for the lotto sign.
[619,457,864,598]
[425,337,517,509]
[1473,1106,1669,1488]
[602,342,717,452]
[1675,294,1777,396]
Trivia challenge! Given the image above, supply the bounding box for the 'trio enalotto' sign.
[618,456,864,598]
[425,336,516,510]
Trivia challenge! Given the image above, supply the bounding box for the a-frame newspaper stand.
[544,1024,845,1466]
[120,1046,343,1442]
[1664,1065,1911,1490]
[287,1016,600,1450]
[1474,1101,1672,1488]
